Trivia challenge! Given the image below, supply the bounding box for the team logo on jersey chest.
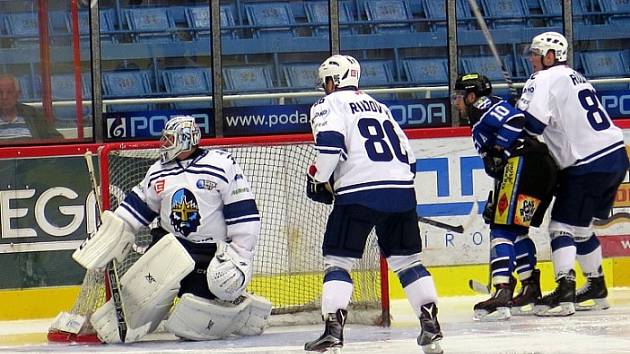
[197,179,217,191]
[170,188,201,237]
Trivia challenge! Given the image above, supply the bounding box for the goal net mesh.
[50,136,386,341]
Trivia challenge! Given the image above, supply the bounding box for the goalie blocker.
[71,212,271,343]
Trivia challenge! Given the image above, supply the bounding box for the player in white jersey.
[518,32,629,316]
[304,55,443,354]
[71,116,271,343]
[452,73,557,320]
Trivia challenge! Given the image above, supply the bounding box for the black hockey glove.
[482,191,495,225]
[481,152,505,179]
[306,165,333,205]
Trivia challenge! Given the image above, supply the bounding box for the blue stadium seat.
[124,7,176,42]
[244,2,296,39]
[304,1,352,36]
[480,0,529,28]
[16,75,35,101]
[3,12,43,47]
[461,55,515,96]
[223,66,274,106]
[161,67,212,109]
[461,55,512,82]
[364,0,414,33]
[49,73,92,124]
[580,50,628,77]
[185,5,236,40]
[403,58,448,85]
[423,0,472,31]
[73,9,116,43]
[539,0,585,25]
[102,70,154,112]
[360,60,394,87]
[600,0,630,25]
[283,62,319,89]
[283,62,319,103]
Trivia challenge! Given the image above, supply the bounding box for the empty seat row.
[2,0,628,48]
[13,47,626,112]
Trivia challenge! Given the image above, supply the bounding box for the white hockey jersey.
[115,148,261,259]
[518,65,627,173]
[310,89,416,212]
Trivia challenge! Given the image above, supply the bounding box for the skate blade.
[534,302,575,317]
[324,347,342,354]
[473,307,511,321]
[421,341,443,354]
[576,298,610,311]
[511,303,536,315]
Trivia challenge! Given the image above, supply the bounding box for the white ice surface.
[2,288,630,354]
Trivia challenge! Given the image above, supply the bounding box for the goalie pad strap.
[72,210,135,270]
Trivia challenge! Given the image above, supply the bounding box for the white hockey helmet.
[528,31,568,62]
[318,55,360,89]
[160,115,201,164]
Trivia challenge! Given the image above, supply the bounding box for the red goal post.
[49,133,390,343]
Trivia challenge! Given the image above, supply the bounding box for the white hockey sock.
[403,276,438,318]
[322,280,353,315]
[576,234,604,277]
[576,245,603,277]
[551,246,576,279]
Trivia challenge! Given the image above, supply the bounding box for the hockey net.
[48,134,389,343]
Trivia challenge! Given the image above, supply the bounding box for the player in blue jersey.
[519,32,629,316]
[452,73,557,320]
[72,116,271,343]
[304,55,443,354]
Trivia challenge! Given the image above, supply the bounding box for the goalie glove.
[306,165,333,205]
[207,241,253,301]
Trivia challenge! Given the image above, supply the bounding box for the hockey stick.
[467,0,519,101]
[469,278,491,294]
[417,216,464,234]
[84,151,128,342]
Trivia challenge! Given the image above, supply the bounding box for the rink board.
[0,258,624,321]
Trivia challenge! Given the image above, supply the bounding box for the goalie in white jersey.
[518,32,629,316]
[304,55,443,354]
[70,116,271,343]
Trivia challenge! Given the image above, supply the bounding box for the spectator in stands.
[0,74,63,143]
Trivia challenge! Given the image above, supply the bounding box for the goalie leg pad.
[90,299,153,344]
[119,233,195,332]
[166,293,247,340]
[234,293,273,336]
[166,292,272,340]
[72,210,134,270]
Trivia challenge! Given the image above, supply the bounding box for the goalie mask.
[318,55,360,90]
[527,31,568,63]
[160,115,201,164]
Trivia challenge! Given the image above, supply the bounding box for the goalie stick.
[85,151,128,342]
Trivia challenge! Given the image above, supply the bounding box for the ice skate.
[473,281,514,321]
[304,309,346,353]
[511,269,542,315]
[417,302,443,354]
[576,275,609,311]
[535,270,576,317]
